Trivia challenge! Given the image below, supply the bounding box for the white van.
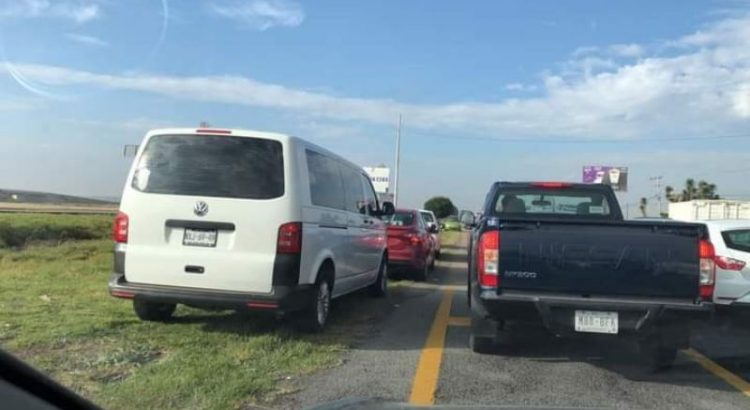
[109,127,394,331]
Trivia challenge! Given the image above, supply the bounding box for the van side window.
[306,150,345,210]
[360,174,379,216]
[340,165,366,214]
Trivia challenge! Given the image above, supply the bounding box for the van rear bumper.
[108,273,315,312]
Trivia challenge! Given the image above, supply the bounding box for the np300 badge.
[193,201,208,217]
[505,270,538,279]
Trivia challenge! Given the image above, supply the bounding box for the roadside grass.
[0,230,387,409]
[439,230,465,248]
[0,213,111,248]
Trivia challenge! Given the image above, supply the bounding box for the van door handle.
[185,265,205,274]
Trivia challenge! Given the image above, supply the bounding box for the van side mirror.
[429,224,439,234]
[380,201,395,217]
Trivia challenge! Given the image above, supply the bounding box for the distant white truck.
[669,200,750,221]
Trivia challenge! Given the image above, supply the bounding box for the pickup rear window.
[722,229,750,253]
[493,188,613,216]
[132,134,284,199]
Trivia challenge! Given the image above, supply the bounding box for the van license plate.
[574,310,618,334]
[183,229,217,247]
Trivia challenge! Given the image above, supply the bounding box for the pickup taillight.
[699,239,715,301]
[477,230,500,287]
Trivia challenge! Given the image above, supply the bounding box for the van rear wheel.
[133,299,176,322]
[368,256,388,297]
[295,280,332,333]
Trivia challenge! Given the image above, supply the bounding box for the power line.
[404,131,750,144]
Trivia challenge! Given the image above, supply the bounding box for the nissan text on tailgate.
[467,182,714,370]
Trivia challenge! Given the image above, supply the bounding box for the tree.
[666,178,720,202]
[683,178,697,201]
[665,186,674,202]
[639,197,648,217]
[424,196,457,219]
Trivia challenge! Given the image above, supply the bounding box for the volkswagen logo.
[193,201,209,217]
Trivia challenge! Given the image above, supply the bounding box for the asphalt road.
[281,234,750,410]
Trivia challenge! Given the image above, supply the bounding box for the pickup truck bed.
[498,220,702,299]
[467,182,713,370]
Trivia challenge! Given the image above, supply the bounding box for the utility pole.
[393,114,402,206]
[650,176,663,215]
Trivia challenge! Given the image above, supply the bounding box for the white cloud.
[64,117,178,131]
[609,43,643,58]
[65,33,108,47]
[208,0,304,30]
[6,12,750,140]
[573,44,642,59]
[0,0,100,23]
[0,99,38,111]
[505,82,538,92]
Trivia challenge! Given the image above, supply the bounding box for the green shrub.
[0,214,111,248]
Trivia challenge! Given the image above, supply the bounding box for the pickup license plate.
[183,228,217,247]
[574,310,618,334]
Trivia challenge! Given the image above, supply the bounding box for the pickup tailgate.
[499,221,702,299]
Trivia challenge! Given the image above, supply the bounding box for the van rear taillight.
[699,239,715,301]
[277,222,302,254]
[715,255,746,271]
[477,230,500,287]
[113,212,129,244]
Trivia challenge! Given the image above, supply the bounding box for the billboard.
[363,166,391,194]
[582,166,628,192]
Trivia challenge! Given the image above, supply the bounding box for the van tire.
[295,275,332,333]
[133,299,176,322]
[368,256,388,297]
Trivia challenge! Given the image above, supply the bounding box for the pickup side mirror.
[380,201,395,217]
[429,224,439,234]
[460,212,476,227]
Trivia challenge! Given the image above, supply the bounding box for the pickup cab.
[467,182,714,370]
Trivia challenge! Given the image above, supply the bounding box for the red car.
[385,209,437,280]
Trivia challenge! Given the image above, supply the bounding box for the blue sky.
[2,0,750,215]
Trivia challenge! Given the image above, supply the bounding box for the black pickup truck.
[467,182,715,369]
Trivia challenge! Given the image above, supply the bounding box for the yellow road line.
[409,290,453,405]
[398,283,466,291]
[684,348,750,397]
[447,316,470,327]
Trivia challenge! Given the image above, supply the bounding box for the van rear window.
[132,134,284,199]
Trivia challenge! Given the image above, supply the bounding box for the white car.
[418,209,440,259]
[109,127,394,332]
[702,220,750,308]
